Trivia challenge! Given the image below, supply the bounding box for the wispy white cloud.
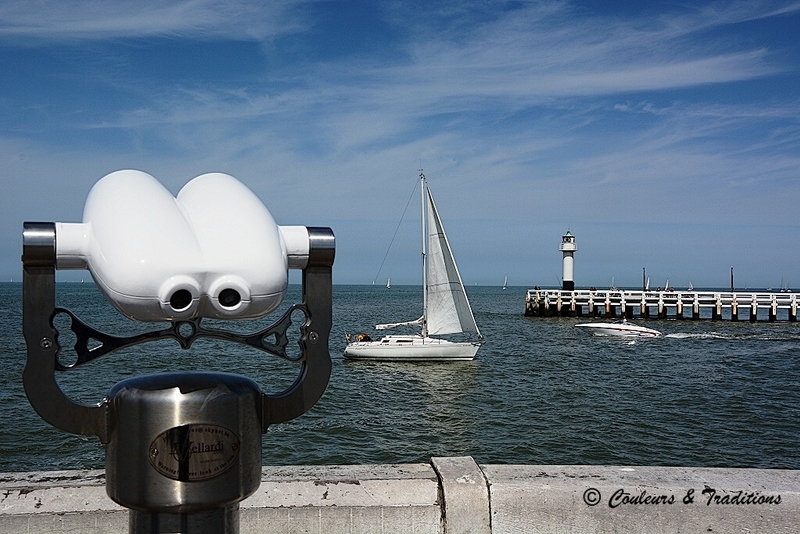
[70,0,787,141]
[0,0,306,41]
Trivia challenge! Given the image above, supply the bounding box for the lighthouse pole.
[560,231,577,291]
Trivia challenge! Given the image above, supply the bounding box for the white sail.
[424,188,480,336]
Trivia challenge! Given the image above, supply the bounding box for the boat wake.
[665,332,732,340]
[665,332,800,341]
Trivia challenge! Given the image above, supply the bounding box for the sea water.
[1,282,798,473]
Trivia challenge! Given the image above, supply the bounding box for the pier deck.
[525,289,798,322]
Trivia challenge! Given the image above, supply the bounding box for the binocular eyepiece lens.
[169,289,193,311]
[218,288,241,308]
[167,287,242,313]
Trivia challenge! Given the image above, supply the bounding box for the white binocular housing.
[55,170,311,321]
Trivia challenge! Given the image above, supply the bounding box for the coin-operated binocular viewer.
[22,170,335,533]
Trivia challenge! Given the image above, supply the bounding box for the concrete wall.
[2,458,798,533]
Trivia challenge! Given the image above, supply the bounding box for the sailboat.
[386,278,391,289]
[344,172,483,361]
[502,275,508,290]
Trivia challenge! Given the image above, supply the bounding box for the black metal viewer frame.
[22,221,335,444]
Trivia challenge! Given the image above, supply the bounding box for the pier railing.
[525,289,798,322]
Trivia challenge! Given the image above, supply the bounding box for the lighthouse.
[560,231,577,291]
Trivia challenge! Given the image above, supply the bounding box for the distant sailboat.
[503,275,508,290]
[344,171,483,361]
[386,278,391,289]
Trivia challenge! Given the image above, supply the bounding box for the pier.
[525,289,798,322]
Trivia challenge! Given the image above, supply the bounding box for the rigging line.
[372,178,420,285]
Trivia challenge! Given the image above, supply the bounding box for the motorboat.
[575,319,662,338]
[344,171,483,361]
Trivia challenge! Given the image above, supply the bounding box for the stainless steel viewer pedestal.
[108,372,262,533]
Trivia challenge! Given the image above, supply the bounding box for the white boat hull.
[575,322,662,338]
[343,335,480,361]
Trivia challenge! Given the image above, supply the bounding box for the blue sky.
[1,0,799,289]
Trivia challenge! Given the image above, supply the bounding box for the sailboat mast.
[420,171,428,338]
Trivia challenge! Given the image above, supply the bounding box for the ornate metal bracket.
[52,305,305,371]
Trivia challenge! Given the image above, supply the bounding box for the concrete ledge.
[432,456,490,534]
[0,469,127,533]
[485,464,800,534]
[241,463,441,534]
[2,460,799,533]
